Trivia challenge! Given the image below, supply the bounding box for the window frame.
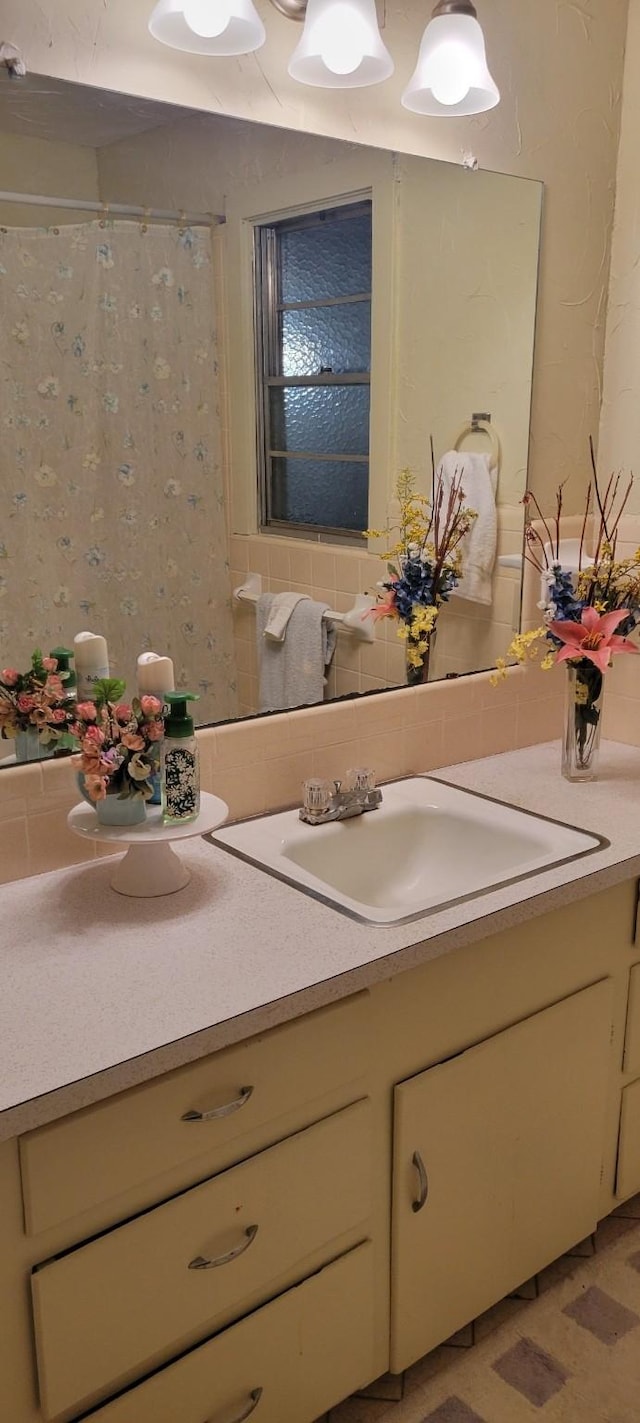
[254,199,372,542]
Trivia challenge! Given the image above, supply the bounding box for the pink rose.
[17,693,36,713]
[121,731,145,751]
[140,694,163,718]
[1,669,19,686]
[145,720,164,741]
[49,708,68,724]
[114,703,132,723]
[84,773,108,802]
[83,725,105,747]
[76,701,97,721]
[42,657,58,672]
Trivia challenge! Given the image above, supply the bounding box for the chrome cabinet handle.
[206,1387,263,1423]
[181,1086,254,1122]
[412,1151,429,1213]
[188,1224,259,1270]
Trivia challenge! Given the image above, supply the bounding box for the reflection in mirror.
[0,74,542,766]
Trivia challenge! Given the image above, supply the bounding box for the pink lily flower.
[368,588,398,621]
[549,606,639,673]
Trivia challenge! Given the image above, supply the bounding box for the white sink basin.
[210,777,606,925]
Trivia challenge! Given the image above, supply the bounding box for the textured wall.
[599,0,640,745]
[599,0,640,493]
[0,131,99,224]
[3,0,629,508]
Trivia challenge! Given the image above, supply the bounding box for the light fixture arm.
[431,0,478,15]
[268,0,307,17]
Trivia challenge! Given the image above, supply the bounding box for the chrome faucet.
[300,769,382,825]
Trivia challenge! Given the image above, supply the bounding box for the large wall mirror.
[0,74,542,765]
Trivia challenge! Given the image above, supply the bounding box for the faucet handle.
[302,778,332,817]
[346,767,376,793]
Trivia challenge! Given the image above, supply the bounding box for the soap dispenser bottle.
[161,692,200,824]
[50,646,77,751]
[50,647,77,704]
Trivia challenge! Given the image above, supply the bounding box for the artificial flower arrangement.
[72,678,164,802]
[0,649,75,752]
[498,444,640,776]
[365,448,477,682]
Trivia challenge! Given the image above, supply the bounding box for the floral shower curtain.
[0,220,237,724]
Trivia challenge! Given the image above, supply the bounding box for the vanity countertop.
[2,739,639,1140]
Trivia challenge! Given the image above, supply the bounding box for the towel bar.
[233,574,375,642]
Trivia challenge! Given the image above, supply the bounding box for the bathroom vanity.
[2,744,640,1423]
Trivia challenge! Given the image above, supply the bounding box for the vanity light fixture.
[287,0,393,88]
[148,0,266,56]
[148,0,498,113]
[402,0,499,115]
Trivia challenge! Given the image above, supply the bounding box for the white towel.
[263,591,310,642]
[256,594,337,713]
[437,450,497,606]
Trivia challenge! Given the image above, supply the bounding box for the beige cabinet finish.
[21,992,369,1237]
[390,980,613,1373]
[623,963,640,1078]
[617,1078,640,1201]
[1,878,639,1423]
[32,1100,371,1420]
[87,1242,375,1423]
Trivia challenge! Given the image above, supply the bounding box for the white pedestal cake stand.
[67,792,229,897]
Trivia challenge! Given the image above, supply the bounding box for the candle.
[74,631,109,701]
[137,652,175,698]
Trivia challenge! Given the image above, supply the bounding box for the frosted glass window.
[255,199,372,536]
[270,386,370,456]
[279,212,372,304]
[280,301,371,377]
[271,458,369,532]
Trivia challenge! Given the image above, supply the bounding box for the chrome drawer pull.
[181,1086,254,1122]
[189,1224,259,1270]
[206,1388,263,1423]
[412,1151,429,1213]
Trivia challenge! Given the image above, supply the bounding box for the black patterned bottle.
[161,691,200,824]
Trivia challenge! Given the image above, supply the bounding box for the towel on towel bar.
[437,450,497,606]
[256,593,337,712]
[263,591,310,642]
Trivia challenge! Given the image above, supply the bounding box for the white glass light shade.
[402,13,499,116]
[288,0,393,88]
[148,0,266,55]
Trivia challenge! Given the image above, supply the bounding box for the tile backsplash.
[230,513,524,717]
[0,663,563,886]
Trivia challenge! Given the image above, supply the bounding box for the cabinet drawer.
[21,992,369,1236]
[32,1099,372,1421]
[623,964,640,1077]
[616,1079,640,1201]
[87,1241,375,1423]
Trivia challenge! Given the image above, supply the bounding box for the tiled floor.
[318,1194,640,1422]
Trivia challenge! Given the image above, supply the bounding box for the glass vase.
[15,727,54,763]
[406,628,437,687]
[562,660,605,782]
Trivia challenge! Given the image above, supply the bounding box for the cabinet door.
[390,979,612,1373]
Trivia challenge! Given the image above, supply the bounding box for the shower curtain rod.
[0,191,225,226]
